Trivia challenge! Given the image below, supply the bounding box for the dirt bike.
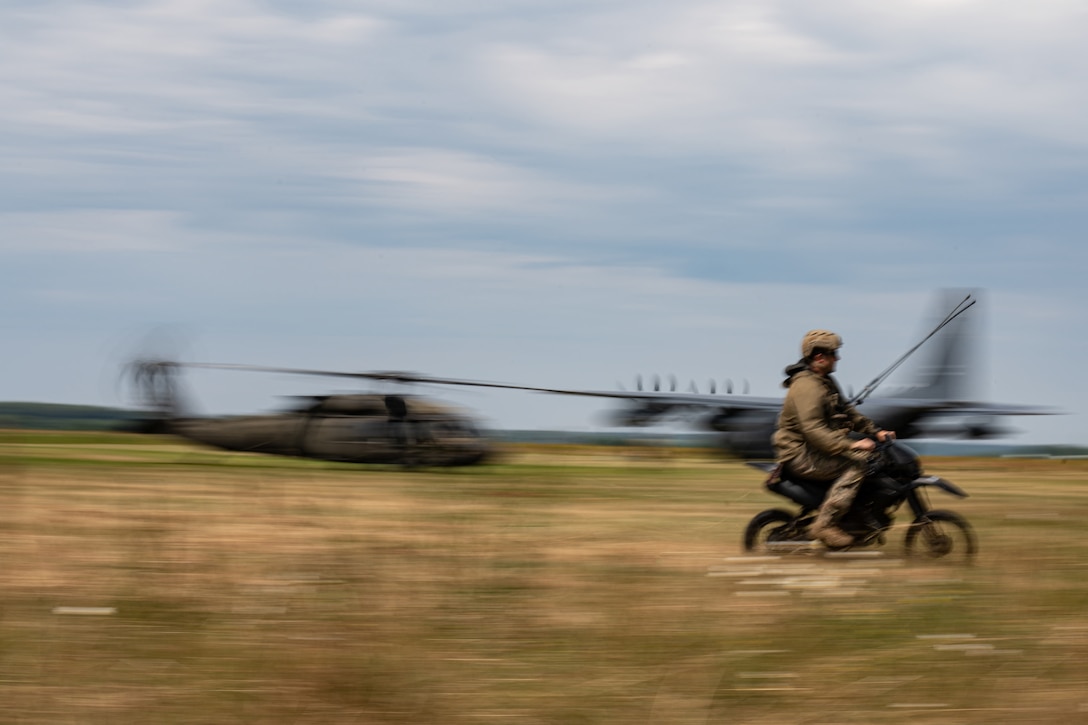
[743,440,977,561]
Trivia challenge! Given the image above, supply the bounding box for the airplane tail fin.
[885,289,982,402]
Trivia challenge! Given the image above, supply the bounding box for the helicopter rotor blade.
[170,361,639,400]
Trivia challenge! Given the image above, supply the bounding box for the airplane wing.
[505,387,786,428]
[920,402,1059,416]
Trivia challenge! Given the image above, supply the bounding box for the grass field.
[1,431,1086,724]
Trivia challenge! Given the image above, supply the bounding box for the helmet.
[801,329,842,359]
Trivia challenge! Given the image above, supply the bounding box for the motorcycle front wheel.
[742,509,799,553]
[904,510,977,563]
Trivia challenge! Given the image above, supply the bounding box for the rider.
[772,329,896,548]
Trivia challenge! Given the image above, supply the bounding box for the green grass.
[1,434,1087,723]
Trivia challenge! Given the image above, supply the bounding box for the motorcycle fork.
[905,487,932,520]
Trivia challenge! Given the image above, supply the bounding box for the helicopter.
[124,360,493,467]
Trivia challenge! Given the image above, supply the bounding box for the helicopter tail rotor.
[119,357,192,433]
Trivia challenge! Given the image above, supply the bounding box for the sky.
[2,0,1086,445]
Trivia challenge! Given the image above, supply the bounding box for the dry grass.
[1,433,1087,723]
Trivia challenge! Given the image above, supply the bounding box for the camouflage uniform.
[773,332,883,545]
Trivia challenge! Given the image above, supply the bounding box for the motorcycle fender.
[912,475,969,499]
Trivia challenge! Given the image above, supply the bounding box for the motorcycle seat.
[780,466,833,489]
[769,466,831,510]
[746,461,831,510]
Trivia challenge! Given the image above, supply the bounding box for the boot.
[809,523,853,548]
[807,508,854,548]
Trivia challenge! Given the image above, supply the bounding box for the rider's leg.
[809,464,865,547]
[786,448,867,547]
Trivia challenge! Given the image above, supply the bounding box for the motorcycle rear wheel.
[743,509,800,553]
[904,510,977,563]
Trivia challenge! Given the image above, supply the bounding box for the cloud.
[0,210,183,252]
[467,0,1088,181]
[342,147,645,218]
[0,1,386,135]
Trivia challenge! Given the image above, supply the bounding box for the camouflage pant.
[785,447,869,524]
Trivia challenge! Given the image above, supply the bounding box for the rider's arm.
[842,402,882,439]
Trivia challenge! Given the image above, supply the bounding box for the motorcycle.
[743,441,977,561]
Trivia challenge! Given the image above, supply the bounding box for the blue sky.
[2,0,1085,444]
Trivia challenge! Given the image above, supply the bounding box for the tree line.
[0,402,143,431]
